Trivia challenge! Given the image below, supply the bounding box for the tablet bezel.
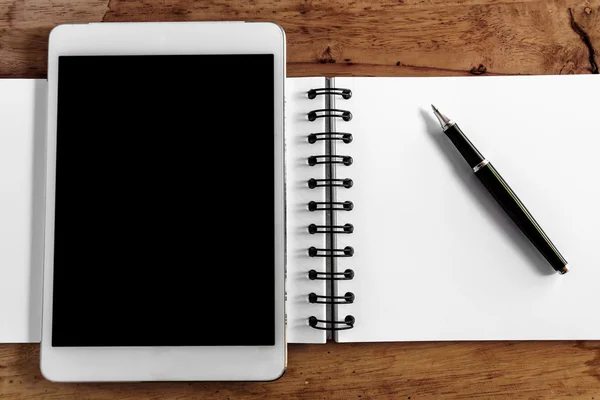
[41,21,286,382]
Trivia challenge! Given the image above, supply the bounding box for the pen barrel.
[444,124,485,169]
[474,163,568,273]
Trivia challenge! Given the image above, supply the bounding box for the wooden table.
[1,1,599,398]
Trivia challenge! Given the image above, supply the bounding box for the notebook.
[286,74,600,343]
[1,75,600,344]
[0,79,46,343]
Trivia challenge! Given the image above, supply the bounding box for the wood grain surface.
[3,341,600,399]
[1,0,599,398]
[1,0,599,78]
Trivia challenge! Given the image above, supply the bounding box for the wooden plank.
[0,0,598,77]
[2,342,600,399]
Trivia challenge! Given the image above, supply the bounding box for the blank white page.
[0,79,46,343]
[285,78,328,343]
[333,75,600,342]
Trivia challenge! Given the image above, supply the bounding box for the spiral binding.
[308,109,353,122]
[308,178,353,189]
[306,83,355,333]
[308,292,355,304]
[308,155,353,166]
[308,132,353,144]
[307,88,352,100]
[308,246,354,257]
[308,223,354,234]
[308,315,355,331]
[308,269,355,280]
[308,201,354,212]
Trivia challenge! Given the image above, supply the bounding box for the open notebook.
[286,74,600,343]
[0,80,46,342]
[1,75,599,344]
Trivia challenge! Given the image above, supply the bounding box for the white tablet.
[41,22,286,382]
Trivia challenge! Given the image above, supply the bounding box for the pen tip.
[431,104,451,129]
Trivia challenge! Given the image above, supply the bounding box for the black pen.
[431,105,569,275]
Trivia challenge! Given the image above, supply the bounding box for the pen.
[431,105,569,275]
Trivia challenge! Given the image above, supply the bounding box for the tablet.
[41,22,286,382]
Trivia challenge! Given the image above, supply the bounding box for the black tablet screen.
[52,55,275,346]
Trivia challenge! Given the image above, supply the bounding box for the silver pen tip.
[431,104,451,129]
